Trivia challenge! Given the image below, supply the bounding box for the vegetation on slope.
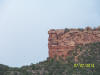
[0,42,100,75]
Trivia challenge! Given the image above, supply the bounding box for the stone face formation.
[48,26,100,60]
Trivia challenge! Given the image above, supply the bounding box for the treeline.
[0,42,100,75]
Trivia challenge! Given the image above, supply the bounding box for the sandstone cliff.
[48,26,100,60]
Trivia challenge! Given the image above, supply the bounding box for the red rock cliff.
[48,27,100,60]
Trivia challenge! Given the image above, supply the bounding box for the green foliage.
[64,28,70,33]
[0,42,100,75]
[0,64,9,75]
[78,28,84,31]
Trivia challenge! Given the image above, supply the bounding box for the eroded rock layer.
[48,27,100,59]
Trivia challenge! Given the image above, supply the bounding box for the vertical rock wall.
[48,27,100,60]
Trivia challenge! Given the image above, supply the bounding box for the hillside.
[0,42,100,75]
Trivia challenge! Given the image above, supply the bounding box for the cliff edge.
[48,26,100,60]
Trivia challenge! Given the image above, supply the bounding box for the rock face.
[48,27,100,60]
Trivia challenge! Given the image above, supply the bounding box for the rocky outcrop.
[48,27,100,60]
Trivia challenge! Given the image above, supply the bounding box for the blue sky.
[0,0,100,67]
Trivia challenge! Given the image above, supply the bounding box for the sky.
[0,0,100,67]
